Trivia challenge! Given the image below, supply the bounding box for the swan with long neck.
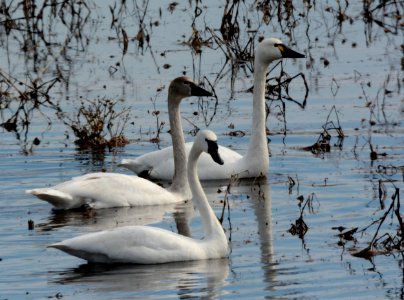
[48,130,228,264]
[120,38,305,180]
[26,77,212,210]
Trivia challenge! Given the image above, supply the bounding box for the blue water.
[0,1,403,299]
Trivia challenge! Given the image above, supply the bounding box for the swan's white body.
[26,77,212,210]
[123,143,243,180]
[120,38,305,180]
[26,172,181,210]
[49,130,229,264]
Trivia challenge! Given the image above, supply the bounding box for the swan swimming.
[48,130,228,264]
[119,37,305,180]
[26,77,212,210]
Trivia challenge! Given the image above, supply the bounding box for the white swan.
[26,77,212,210]
[48,130,228,264]
[120,37,305,180]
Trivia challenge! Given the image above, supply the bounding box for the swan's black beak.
[206,139,224,165]
[190,82,212,97]
[277,44,305,58]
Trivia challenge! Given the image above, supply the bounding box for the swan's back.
[120,143,242,180]
[27,172,181,210]
[50,221,226,264]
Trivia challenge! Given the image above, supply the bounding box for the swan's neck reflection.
[223,177,275,288]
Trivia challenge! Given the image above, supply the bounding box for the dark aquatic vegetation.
[0,70,61,153]
[347,188,404,259]
[28,219,34,230]
[289,193,319,239]
[147,85,166,144]
[0,0,403,298]
[289,215,308,239]
[335,226,358,242]
[60,97,131,152]
[302,105,345,154]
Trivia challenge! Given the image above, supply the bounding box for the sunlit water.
[0,1,403,299]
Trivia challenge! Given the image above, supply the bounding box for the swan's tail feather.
[48,243,111,263]
[48,243,68,251]
[26,188,75,209]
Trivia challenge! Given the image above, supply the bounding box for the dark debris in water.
[28,219,34,230]
[302,106,345,155]
[301,139,331,153]
[334,227,358,242]
[48,292,63,299]
[227,130,245,137]
[289,193,319,239]
[1,119,17,132]
[289,216,308,239]
[337,187,404,259]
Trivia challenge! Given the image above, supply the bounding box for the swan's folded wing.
[119,146,176,180]
[49,226,204,264]
[120,142,243,180]
[28,173,179,209]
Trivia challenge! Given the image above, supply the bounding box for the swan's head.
[195,130,224,165]
[169,76,212,103]
[256,38,305,65]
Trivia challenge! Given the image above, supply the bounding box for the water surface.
[0,1,403,299]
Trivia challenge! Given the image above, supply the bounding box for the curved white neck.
[187,148,224,240]
[168,97,190,197]
[245,57,269,163]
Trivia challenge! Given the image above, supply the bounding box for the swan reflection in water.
[37,201,194,237]
[203,176,276,289]
[50,258,230,299]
